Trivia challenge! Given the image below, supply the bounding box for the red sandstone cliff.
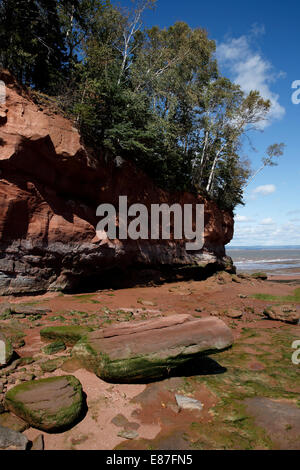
[0,70,234,294]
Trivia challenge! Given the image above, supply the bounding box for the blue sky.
[116,0,300,246]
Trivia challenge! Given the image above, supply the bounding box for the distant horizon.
[227,245,300,249]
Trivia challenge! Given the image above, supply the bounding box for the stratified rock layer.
[72,314,233,383]
[5,375,83,432]
[0,70,234,294]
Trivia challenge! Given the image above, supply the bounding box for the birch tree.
[244,143,285,188]
[116,0,156,85]
[192,85,271,195]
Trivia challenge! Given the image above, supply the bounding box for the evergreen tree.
[0,0,66,91]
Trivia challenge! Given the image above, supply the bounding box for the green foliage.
[0,0,66,91]
[0,0,280,210]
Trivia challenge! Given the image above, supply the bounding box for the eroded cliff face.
[0,70,234,294]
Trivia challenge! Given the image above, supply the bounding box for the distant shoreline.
[227,245,300,250]
[227,246,300,276]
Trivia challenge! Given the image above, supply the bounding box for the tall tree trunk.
[206,146,223,193]
[244,165,265,188]
[199,130,208,178]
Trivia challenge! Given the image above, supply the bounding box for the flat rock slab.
[72,314,233,383]
[0,424,29,450]
[0,331,13,366]
[245,397,300,450]
[0,303,50,316]
[5,376,83,432]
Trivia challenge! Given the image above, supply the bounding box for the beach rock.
[40,325,93,346]
[5,376,83,432]
[238,273,252,280]
[72,314,233,383]
[0,70,234,295]
[215,272,233,285]
[117,430,139,440]
[264,305,300,324]
[0,332,13,367]
[42,340,66,355]
[225,308,243,319]
[251,272,268,281]
[0,327,26,349]
[0,411,29,432]
[175,394,203,411]
[31,434,44,450]
[0,303,50,316]
[0,424,29,450]
[210,310,220,317]
[40,357,65,373]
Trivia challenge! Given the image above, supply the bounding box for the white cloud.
[230,221,300,246]
[235,215,250,222]
[260,218,274,225]
[217,32,285,127]
[253,184,276,196]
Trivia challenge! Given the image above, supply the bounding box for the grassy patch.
[252,287,300,303]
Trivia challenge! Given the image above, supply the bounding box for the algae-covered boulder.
[5,376,83,432]
[0,331,13,366]
[72,314,233,383]
[251,272,268,280]
[40,357,66,373]
[42,340,66,355]
[40,325,93,346]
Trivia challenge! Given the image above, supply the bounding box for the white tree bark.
[206,144,225,193]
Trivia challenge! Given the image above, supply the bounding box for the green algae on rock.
[42,340,66,355]
[5,376,83,432]
[72,314,233,383]
[40,357,66,373]
[251,272,268,281]
[40,325,93,346]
